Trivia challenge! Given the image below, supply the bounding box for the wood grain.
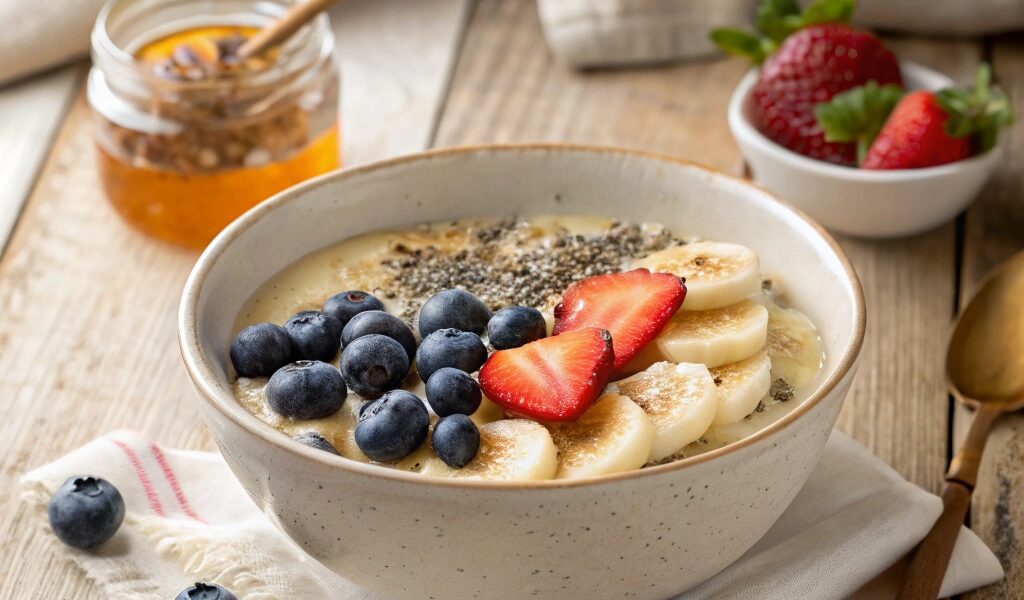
[959,35,1024,600]
[333,0,473,164]
[833,38,982,493]
[0,64,84,252]
[0,1,471,597]
[433,0,745,170]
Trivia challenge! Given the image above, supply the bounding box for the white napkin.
[21,429,1003,599]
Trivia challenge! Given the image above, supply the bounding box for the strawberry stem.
[936,63,1014,153]
[814,82,905,165]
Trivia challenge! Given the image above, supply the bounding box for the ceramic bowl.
[179,145,865,599]
[729,61,1003,238]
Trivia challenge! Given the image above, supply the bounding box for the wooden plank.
[436,0,972,493]
[834,38,982,493]
[0,64,83,252]
[959,36,1024,600]
[433,0,746,171]
[0,1,471,597]
[332,0,473,164]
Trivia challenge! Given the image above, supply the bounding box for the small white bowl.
[729,61,1003,238]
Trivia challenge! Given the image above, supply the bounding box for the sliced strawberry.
[478,327,614,421]
[552,269,686,370]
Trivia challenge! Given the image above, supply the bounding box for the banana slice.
[617,362,718,462]
[472,395,506,426]
[709,351,772,425]
[621,299,769,374]
[545,392,654,479]
[634,242,761,310]
[421,419,558,480]
[760,296,824,390]
[332,399,373,463]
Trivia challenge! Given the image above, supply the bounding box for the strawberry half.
[479,327,614,421]
[552,269,686,370]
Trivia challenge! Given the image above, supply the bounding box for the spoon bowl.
[947,250,1024,410]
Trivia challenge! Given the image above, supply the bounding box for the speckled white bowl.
[179,145,865,599]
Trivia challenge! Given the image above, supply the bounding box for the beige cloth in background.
[21,429,1003,599]
[0,0,107,84]
[3,0,1024,84]
[538,0,1024,67]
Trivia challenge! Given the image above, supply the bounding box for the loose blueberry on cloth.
[20,429,1003,599]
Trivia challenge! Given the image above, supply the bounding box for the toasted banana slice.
[635,242,761,310]
[332,399,372,463]
[761,296,824,390]
[621,300,769,373]
[617,362,718,462]
[472,395,506,426]
[709,351,772,425]
[421,419,558,481]
[546,392,654,479]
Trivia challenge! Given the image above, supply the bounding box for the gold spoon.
[897,250,1024,599]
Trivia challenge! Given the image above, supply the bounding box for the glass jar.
[88,0,340,248]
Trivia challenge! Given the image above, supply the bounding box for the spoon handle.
[896,403,1001,600]
[238,0,339,59]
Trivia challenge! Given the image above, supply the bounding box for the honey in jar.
[89,1,340,248]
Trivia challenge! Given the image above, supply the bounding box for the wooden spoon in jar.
[237,0,338,59]
[897,250,1024,599]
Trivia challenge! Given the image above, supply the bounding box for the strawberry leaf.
[756,0,803,43]
[709,28,768,64]
[801,0,856,26]
[815,82,904,164]
[937,63,1015,152]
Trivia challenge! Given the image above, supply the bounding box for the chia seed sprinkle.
[380,218,680,320]
[770,378,795,403]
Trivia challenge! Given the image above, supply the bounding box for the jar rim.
[91,0,334,93]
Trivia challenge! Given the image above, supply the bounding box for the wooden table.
[0,1,1021,597]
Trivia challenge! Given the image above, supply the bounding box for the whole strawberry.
[816,64,1014,169]
[712,0,902,165]
[861,91,970,169]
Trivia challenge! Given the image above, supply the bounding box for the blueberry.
[323,290,385,327]
[342,310,417,362]
[230,323,294,378]
[284,310,342,361]
[175,582,237,600]
[487,306,547,350]
[340,334,410,399]
[294,431,339,455]
[266,361,346,419]
[425,367,482,416]
[432,414,480,468]
[47,476,125,549]
[417,289,492,337]
[355,390,429,462]
[415,328,488,381]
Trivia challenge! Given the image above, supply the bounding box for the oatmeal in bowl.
[179,145,864,599]
[228,216,824,480]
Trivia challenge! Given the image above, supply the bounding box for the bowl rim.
[728,60,1001,181]
[178,143,867,490]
